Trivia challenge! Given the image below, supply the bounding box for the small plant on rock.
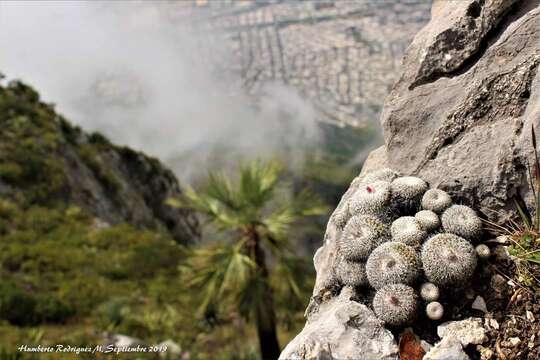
[372,284,419,326]
[362,168,399,184]
[415,210,441,232]
[419,282,440,302]
[349,180,391,216]
[421,189,452,213]
[366,242,420,289]
[335,256,368,287]
[390,216,427,246]
[489,126,540,291]
[441,204,483,241]
[339,214,389,261]
[421,233,477,287]
[425,301,444,320]
[390,176,428,210]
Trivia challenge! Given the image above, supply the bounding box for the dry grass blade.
[526,160,537,201]
[531,125,540,228]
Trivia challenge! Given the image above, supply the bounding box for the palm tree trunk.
[247,227,281,360]
[255,293,281,360]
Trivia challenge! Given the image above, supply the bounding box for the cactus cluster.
[332,168,487,327]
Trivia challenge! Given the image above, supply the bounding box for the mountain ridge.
[0,77,199,244]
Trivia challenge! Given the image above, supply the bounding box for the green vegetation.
[493,126,540,292]
[169,160,325,359]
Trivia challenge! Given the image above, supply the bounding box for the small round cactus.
[339,214,389,261]
[391,176,428,204]
[335,257,368,287]
[332,202,351,229]
[441,205,483,240]
[390,216,427,246]
[475,244,490,259]
[420,282,440,302]
[421,189,452,213]
[426,301,444,320]
[366,242,420,289]
[373,284,419,326]
[421,233,477,287]
[415,210,440,232]
[349,181,391,216]
[362,168,399,184]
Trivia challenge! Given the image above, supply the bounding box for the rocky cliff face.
[379,0,540,224]
[282,0,540,358]
[0,79,199,244]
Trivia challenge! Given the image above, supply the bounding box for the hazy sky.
[0,1,321,182]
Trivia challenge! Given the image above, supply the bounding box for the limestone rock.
[279,287,399,360]
[424,336,470,360]
[156,339,182,358]
[437,318,487,347]
[471,296,488,313]
[370,0,540,224]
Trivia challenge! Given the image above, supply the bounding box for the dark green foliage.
[0,282,72,326]
[0,283,38,326]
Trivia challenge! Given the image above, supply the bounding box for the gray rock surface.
[437,318,487,347]
[279,287,398,360]
[376,0,540,224]
[423,336,470,360]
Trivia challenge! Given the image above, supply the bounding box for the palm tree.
[169,160,326,359]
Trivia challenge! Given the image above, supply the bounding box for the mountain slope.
[0,78,198,244]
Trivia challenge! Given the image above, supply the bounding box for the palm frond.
[167,187,243,230]
[238,159,282,210]
[270,255,314,310]
[205,171,240,211]
[183,241,257,318]
[262,206,296,239]
[291,189,330,217]
[237,274,267,320]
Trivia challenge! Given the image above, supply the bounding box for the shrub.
[0,284,38,326]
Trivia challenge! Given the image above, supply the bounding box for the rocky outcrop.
[279,287,398,360]
[378,0,540,224]
[0,80,199,244]
[282,0,540,358]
